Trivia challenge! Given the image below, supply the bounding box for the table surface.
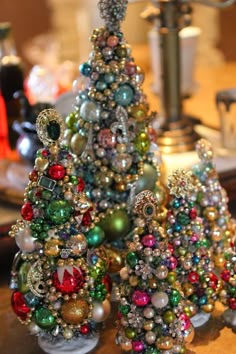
[1,51,236,353]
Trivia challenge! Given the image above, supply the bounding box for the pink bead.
[107,35,119,47]
[125,62,137,76]
[132,341,144,352]
[191,233,198,242]
[132,290,150,307]
[97,129,116,148]
[179,313,191,330]
[141,234,155,248]
[168,256,178,270]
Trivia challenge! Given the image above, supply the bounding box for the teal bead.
[79,62,92,76]
[98,209,131,241]
[114,84,134,106]
[18,262,31,294]
[33,307,56,329]
[46,200,72,225]
[169,289,181,306]
[80,100,101,122]
[96,81,107,91]
[177,212,190,225]
[86,226,105,247]
[24,292,40,308]
[47,120,60,141]
[126,252,139,268]
[135,163,158,194]
[104,73,115,84]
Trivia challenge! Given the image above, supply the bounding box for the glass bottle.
[0,22,24,150]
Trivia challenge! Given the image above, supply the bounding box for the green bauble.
[169,289,181,306]
[46,200,72,225]
[134,131,150,155]
[99,209,131,241]
[34,307,56,329]
[18,262,31,294]
[126,252,139,268]
[86,226,105,247]
[135,163,158,194]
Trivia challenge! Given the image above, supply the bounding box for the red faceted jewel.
[82,211,92,226]
[77,177,85,192]
[80,324,90,335]
[48,164,66,180]
[102,274,112,293]
[11,291,30,321]
[52,267,85,294]
[189,208,197,219]
[221,269,231,282]
[21,202,34,221]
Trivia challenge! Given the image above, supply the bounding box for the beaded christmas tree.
[219,236,236,327]
[166,169,221,327]
[191,138,235,271]
[64,0,163,254]
[9,109,111,354]
[116,190,194,354]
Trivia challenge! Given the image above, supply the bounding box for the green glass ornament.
[46,200,72,225]
[169,289,181,306]
[18,262,31,294]
[98,209,131,241]
[163,310,176,324]
[33,307,56,329]
[125,327,136,339]
[167,272,176,284]
[126,252,139,268]
[135,163,158,194]
[134,131,150,155]
[119,304,130,315]
[86,226,105,247]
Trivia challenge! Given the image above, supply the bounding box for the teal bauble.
[99,209,131,241]
[46,200,72,225]
[114,84,134,106]
[34,307,56,329]
[80,100,101,122]
[135,163,158,194]
[86,226,105,247]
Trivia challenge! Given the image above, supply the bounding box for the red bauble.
[189,208,197,219]
[11,291,30,320]
[229,297,236,310]
[221,269,231,282]
[52,267,85,294]
[21,202,33,221]
[29,169,38,182]
[102,274,112,293]
[77,177,85,192]
[48,164,66,180]
[188,271,199,283]
[80,324,90,335]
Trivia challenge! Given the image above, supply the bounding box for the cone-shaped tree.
[9,109,111,346]
[191,138,234,270]
[166,169,221,324]
[219,237,236,326]
[64,0,163,251]
[116,190,194,353]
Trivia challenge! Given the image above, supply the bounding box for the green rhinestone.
[119,305,130,315]
[34,307,56,329]
[47,120,60,141]
[126,252,139,268]
[177,212,190,225]
[46,200,72,225]
[169,289,181,306]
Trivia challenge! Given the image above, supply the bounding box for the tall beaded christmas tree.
[166,169,221,327]
[64,0,163,254]
[191,138,235,271]
[9,109,111,354]
[219,236,236,327]
[116,190,194,354]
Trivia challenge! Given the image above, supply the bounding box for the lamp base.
[156,118,200,154]
[38,334,99,354]
[190,311,211,328]
[222,308,236,327]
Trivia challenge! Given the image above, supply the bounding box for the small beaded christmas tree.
[191,138,235,271]
[219,236,236,327]
[116,190,194,353]
[166,169,221,327]
[9,109,111,354]
[64,0,163,255]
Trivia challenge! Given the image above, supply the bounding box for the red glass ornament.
[29,169,38,182]
[52,267,85,294]
[80,324,90,335]
[208,272,218,289]
[102,274,112,293]
[189,208,197,219]
[11,291,30,320]
[48,164,66,180]
[41,150,48,157]
[132,290,150,307]
[77,177,85,192]
[229,298,236,310]
[188,271,199,283]
[21,202,34,221]
[221,269,231,282]
[82,211,92,226]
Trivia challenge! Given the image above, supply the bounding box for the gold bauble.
[184,325,195,344]
[70,133,87,155]
[156,336,173,350]
[149,278,158,289]
[44,239,64,257]
[201,302,214,313]
[182,282,194,297]
[203,207,218,221]
[211,226,223,242]
[61,298,89,324]
[104,248,124,274]
[213,253,225,269]
[143,320,154,331]
[129,275,138,287]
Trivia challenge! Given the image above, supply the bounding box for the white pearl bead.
[143,307,154,319]
[63,328,73,339]
[92,299,111,322]
[145,331,156,344]
[15,226,35,252]
[28,322,41,334]
[151,291,169,309]
[120,267,129,280]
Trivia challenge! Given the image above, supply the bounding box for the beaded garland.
[116,190,193,353]
[166,169,222,319]
[9,109,111,341]
[64,0,163,251]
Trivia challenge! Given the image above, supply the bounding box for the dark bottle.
[0,22,24,150]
